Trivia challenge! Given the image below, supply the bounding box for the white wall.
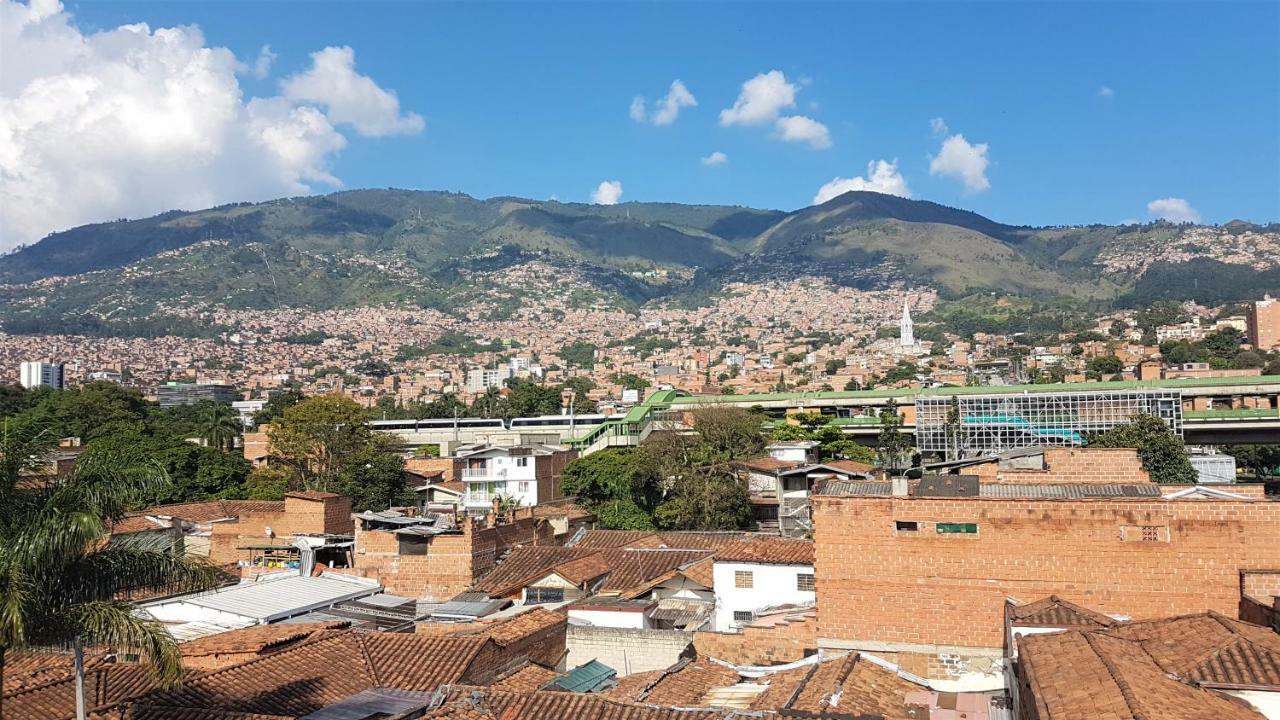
[567,608,649,629]
[712,561,815,632]
[1225,690,1280,719]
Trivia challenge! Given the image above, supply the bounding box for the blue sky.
[8,1,1278,245]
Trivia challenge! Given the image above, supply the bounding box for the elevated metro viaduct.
[662,375,1280,446]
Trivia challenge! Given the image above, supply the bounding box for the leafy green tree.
[594,499,656,530]
[559,342,598,369]
[1234,351,1265,369]
[876,400,910,474]
[26,381,149,440]
[268,395,374,487]
[654,472,752,530]
[245,466,292,500]
[251,388,305,426]
[1221,445,1280,479]
[1085,355,1124,380]
[329,439,410,512]
[414,393,468,419]
[1088,414,1196,484]
[201,403,241,451]
[0,384,30,419]
[613,373,650,391]
[0,417,222,714]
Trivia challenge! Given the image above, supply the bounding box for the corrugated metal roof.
[979,483,1161,498]
[168,575,381,622]
[549,659,617,693]
[298,687,434,720]
[819,481,892,496]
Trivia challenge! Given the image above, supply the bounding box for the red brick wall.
[977,448,1151,485]
[352,517,553,600]
[813,495,1280,651]
[693,614,817,665]
[207,496,353,566]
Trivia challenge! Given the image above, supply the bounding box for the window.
[797,573,815,592]
[1141,525,1161,542]
[1121,525,1168,542]
[734,571,754,589]
[525,586,564,604]
[936,522,978,534]
[895,521,919,532]
[733,611,754,625]
[517,481,531,494]
[516,457,529,468]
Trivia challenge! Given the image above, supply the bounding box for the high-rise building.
[19,361,64,389]
[1247,295,1279,350]
[899,300,915,347]
[155,382,238,407]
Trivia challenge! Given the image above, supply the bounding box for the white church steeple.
[899,299,915,347]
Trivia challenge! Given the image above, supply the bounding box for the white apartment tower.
[20,361,65,389]
[899,300,915,347]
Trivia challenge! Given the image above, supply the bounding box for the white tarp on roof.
[144,572,381,640]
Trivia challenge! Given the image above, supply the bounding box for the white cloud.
[775,115,831,149]
[1099,85,1115,98]
[248,44,276,79]
[700,151,728,167]
[719,70,831,149]
[591,180,623,205]
[630,80,697,126]
[651,80,696,126]
[812,159,911,205]
[0,0,421,250]
[281,46,423,137]
[928,129,991,193]
[719,70,797,126]
[929,117,948,137]
[1146,197,1200,223]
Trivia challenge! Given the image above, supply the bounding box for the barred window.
[733,611,754,625]
[797,573,816,592]
[734,571,754,589]
[525,586,564,604]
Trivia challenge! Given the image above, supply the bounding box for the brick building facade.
[811,486,1280,668]
[351,515,554,600]
[208,492,353,566]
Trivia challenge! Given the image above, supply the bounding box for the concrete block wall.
[565,626,692,677]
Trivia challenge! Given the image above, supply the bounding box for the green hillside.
[2,189,1277,334]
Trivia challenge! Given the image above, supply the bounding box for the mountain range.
[2,189,1278,336]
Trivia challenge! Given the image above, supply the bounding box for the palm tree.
[0,416,223,719]
[202,402,241,451]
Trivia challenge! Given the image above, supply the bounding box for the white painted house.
[710,537,816,632]
[456,443,576,515]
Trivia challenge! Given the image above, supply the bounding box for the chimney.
[891,476,910,498]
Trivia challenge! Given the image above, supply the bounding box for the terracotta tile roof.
[2,650,117,693]
[451,607,566,648]
[2,663,161,720]
[109,516,172,535]
[822,459,878,475]
[488,662,562,692]
[598,549,714,597]
[1102,611,1280,688]
[712,537,814,566]
[431,687,747,719]
[552,552,615,585]
[574,530,759,551]
[1009,595,1118,628]
[604,653,922,717]
[678,557,714,589]
[735,457,802,474]
[473,546,595,596]
[474,545,713,598]
[124,500,285,525]
[1018,630,1267,720]
[529,501,594,521]
[179,621,350,659]
[284,491,339,501]
[116,632,490,719]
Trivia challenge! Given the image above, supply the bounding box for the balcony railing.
[462,467,506,479]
